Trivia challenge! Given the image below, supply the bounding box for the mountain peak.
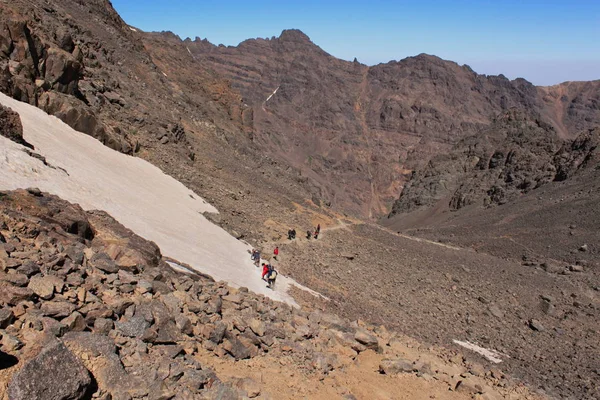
[278,29,312,43]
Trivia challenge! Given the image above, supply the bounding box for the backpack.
[269,270,277,280]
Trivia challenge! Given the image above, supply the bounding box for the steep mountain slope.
[184,32,600,218]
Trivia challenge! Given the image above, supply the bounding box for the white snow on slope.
[453,340,506,364]
[0,92,306,306]
[265,86,279,103]
[129,27,138,32]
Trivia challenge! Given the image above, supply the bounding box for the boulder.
[249,319,266,337]
[0,104,32,148]
[222,337,253,360]
[0,283,34,305]
[379,358,414,374]
[93,317,114,335]
[0,307,15,328]
[7,340,92,400]
[209,322,227,344]
[28,275,57,300]
[41,301,77,318]
[354,329,380,351]
[89,252,119,273]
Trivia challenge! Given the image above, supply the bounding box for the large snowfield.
[0,93,303,305]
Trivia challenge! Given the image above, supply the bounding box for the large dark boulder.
[7,340,92,400]
[0,104,32,148]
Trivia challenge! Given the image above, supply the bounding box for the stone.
[454,378,483,395]
[0,283,34,305]
[249,319,266,337]
[529,319,545,332]
[569,264,584,272]
[63,311,87,332]
[41,301,77,318]
[2,272,29,287]
[233,377,261,398]
[540,300,555,315]
[16,261,41,277]
[41,317,67,337]
[115,314,150,338]
[90,252,119,273]
[7,340,92,400]
[579,244,588,252]
[175,314,193,335]
[354,329,379,351]
[1,333,23,351]
[0,307,15,328]
[26,187,42,197]
[93,318,114,335]
[379,358,414,374]
[222,337,253,360]
[487,304,504,319]
[28,275,57,300]
[209,322,227,344]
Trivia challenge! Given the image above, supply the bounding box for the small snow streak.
[129,27,137,32]
[453,340,506,363]
[265,86,280,103]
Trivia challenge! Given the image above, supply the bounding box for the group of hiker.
[288,224,321,240]
[251,248,278,289]
[306,223,321,240]
[252,224,322,290]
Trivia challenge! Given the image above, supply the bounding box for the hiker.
[261,263,270,280]
[287,229,294,240]
[317,224,321,234]
[267,267,278,289]
[291,229,296,239]
[306,230,312,239]
[254,250,261,266]
[273,246,279,260]
[251,249,258,261]
[314,229,319,240]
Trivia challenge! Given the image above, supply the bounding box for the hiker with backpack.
[306,230,312,239]
[267,266,278,289]
[261,263,270,280]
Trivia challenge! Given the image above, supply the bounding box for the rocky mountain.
[1,0,600,398]
[185,33,600,218]
[2,0,599,221]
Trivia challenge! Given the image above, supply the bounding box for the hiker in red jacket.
[261,263,270,280]
[273,246,279,260]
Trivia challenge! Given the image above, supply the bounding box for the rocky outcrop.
[0,103,31,148]
[7,340,92,400]
[389,112,600,216]
[0,189,521,399]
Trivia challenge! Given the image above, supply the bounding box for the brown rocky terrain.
[0,0,599,399]
[0,189,538,400]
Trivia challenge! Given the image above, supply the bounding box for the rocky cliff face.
[186,32,600,218]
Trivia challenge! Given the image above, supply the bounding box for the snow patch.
[453,340,506,363]
[129,27,138,32]
[0,92,313,306]
[265,86,280,103]
[162,72,168,77]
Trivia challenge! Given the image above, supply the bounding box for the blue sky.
[112,0,600,85]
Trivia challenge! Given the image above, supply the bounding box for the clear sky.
[111,0,600,86]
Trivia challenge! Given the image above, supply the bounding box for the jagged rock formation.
[389,110,599,215]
